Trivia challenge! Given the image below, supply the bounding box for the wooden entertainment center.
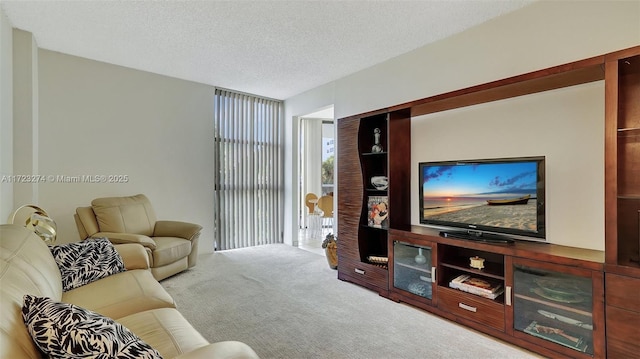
[336,45,639,358]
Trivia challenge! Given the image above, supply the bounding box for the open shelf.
[437,244,505,305]
[440,261,504,281]
[606,52,640,273]
[438,244,505,279]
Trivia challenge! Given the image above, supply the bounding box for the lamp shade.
[7,204,57,244]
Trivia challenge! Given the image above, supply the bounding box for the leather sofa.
[74,194,202,280]
[0,224,259,359]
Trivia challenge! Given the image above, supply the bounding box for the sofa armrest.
[173,342,259,359]
[113,243,150,270]
[154,220,202,241]
[93,232,157,250]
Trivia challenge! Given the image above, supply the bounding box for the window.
[213,89,284,250]
[321,122,334,196]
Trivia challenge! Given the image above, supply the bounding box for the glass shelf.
[395,259,432,274]
[618,127,640,138]
[365,188,388,193]
[618,194,640,199]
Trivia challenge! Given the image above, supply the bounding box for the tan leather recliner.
[74,194,202,281]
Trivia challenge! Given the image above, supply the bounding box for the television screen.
[419,157,545,240]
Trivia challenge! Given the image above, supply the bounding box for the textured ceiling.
[1,0,535,100]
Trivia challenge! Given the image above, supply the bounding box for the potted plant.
[322,233,338,269]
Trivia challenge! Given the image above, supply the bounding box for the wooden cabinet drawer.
[606,305,640,358]
[338,257,388,290]
[605,273,640,311]
[438,287,505,332]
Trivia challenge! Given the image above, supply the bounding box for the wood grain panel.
[337,117,363,262]
[606,305,640,358]
[605,273,640,312]
[604,59,620,265]
[388,108,412,231]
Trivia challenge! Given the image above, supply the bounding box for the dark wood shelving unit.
[603,47,640,358]
[337,106,412,295]
[605,50,640,270]
[337,45,640,358]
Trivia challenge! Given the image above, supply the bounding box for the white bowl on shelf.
[371,176,388,190]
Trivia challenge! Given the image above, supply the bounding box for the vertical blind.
[213,89,284,250]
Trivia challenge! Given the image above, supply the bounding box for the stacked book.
[449,274,504,300]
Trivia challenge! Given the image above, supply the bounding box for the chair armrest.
[113,243,150,270]
[93,232,157,250]
[173,342,260,359]
[154,220,203,241]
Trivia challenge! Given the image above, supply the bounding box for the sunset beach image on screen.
[420,159,542,236]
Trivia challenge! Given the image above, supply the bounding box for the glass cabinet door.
[393,241,433,300]
[513,263,595,356]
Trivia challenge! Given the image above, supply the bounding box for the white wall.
[0,7,13,221]
[412,81,604,249]
[12,29,39,206]
[284,1,640,250]
[37,50,216,250]
[332,1,639,119]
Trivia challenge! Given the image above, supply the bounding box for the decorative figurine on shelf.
[371,128,383,153]
[469,256,485,270]
[414,248,427,264]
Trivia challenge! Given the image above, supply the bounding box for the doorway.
[298,107,334,255]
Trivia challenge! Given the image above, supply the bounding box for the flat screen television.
[419,156,545,243]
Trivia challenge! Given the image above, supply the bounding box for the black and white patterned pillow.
[22,295,163,359]
[49,237,126,292]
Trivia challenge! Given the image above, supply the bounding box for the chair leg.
[307,214,322,239]
[321,217,333,229]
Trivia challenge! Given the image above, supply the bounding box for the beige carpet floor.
[161,244,543,359]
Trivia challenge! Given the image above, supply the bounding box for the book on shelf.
[449,274,504,300]
[524,321,588,352]
[367,196,389,229]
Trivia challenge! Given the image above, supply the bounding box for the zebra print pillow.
[49,237,126,292]
[22,295,163,359]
